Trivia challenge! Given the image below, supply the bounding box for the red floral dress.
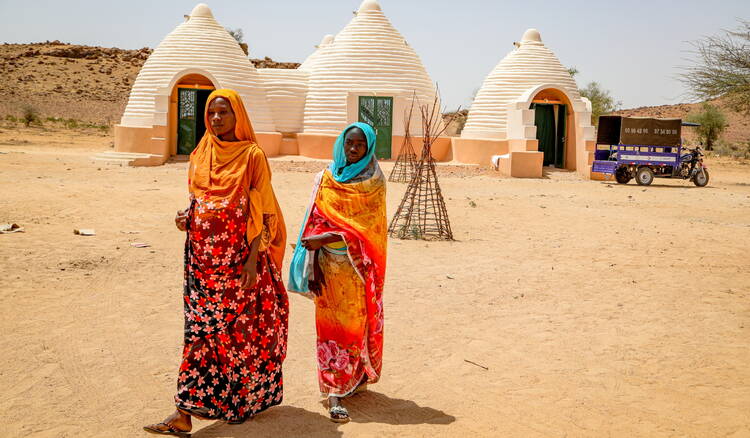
[175,194,288,422]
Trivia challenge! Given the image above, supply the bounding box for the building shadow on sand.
[189,392,455,437]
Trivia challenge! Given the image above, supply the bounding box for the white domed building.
[108,1,447,165]
[111,3,279,165]
[453,29,596,178]
[297,0,448,160]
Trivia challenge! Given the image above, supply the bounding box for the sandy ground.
[1,127,750,438]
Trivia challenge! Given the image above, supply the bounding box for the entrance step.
[492,151,543,178]
[91,152,164,167]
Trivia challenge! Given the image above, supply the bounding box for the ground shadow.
[597,181,716,190]
[340,391,456,426]
[190,406,343,438]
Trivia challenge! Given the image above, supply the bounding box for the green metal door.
[358,96,393,159]
[533,103,556,166]
[177,88,213,155]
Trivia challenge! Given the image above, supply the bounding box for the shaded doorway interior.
[532,103,566,168]
[358,96,393,159]
[177,87,214,155]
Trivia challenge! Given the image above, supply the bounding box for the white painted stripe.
[620,154,676,162]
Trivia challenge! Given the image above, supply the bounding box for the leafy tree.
[680,20,750,114]
[686,103,727,150]
[580,82,621,125]
[567,66,579,77]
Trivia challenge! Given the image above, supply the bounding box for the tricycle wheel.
[615,167,632,184]
[636,167,654,186]
[693,168,709,187]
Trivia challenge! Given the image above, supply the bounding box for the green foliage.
[686,103,728,150]
[21,105,40,127]
[714,140,750,159]
[5,114,18,123]
[567,66,579,77]
[580,82,621,125]
[680,20,750,114]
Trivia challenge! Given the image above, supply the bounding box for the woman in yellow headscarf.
[144,89,287,436]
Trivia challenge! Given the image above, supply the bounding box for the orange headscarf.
[188,89,286,269]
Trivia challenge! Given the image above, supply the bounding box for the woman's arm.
[300,233,343,251]
[240,233,262,289]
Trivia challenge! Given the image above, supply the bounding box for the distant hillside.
[608,98,749,146]
[0,42,299,125]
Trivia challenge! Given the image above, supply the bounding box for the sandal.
[143,422,191,437]
[329,405,350,423]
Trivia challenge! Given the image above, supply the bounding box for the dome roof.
[461,29,580,139]
[119,3,276,132]
[302,0,436,134]
[299,34,335,71]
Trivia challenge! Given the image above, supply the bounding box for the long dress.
[175,192,288,421]
[303,162,387,397]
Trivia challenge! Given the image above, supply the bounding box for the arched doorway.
[171,73,215,155]
[531,88,571,169]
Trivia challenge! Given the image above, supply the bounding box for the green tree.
[680,20,750,114]
[686,103,727,150]
[580,82,621,125]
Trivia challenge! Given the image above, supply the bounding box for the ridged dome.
[302,0,436,135]
[119,3,276,132]
[461,29,580,139]
[299,34,335,71]
[257,68,309,133]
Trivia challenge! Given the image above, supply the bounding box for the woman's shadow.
[190,392,455,437]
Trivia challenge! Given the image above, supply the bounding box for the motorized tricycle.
[591,116,709,187]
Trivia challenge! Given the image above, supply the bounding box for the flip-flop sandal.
[143,422,191,437]
[329,405,350,423]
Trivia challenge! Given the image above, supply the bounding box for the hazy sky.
[1,0,748,110]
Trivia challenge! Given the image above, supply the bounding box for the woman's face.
[207,97,236,139]
[344,127,368,164]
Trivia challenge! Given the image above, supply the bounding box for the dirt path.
[1,130,749,437]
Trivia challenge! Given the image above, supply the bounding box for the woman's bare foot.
[143,410,192,436]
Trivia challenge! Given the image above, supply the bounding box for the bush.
[686,103,727,150]
[714,140,750,159]
[580,82,621,125]
[22,105,40,127]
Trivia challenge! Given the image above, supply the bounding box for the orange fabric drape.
[187,89,286,268]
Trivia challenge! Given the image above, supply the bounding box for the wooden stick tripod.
[388,95,418,183]
[388,91,460,241]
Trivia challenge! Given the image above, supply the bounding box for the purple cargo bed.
[592,160,618,174]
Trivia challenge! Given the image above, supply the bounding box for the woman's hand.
[239,258,258,289]
[308,250,325,296]
[301,234,342,251]
[175,209,188,232]
[301,235,326,251]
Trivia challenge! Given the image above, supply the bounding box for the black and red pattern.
[175,195,288,422]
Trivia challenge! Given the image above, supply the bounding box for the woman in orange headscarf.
[144,89,287,436]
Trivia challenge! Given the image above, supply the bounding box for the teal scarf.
[329,122,377,183]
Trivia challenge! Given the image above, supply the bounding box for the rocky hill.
[0,42,299,126]
[609,98,749,147]
[1,42,747,149]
